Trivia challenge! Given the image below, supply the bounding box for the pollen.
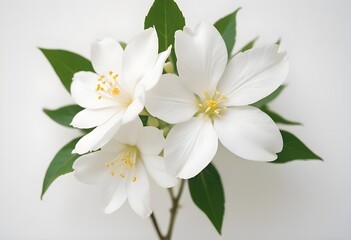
[104,146,139,182]
[198,89,227,118]
[111,87,120,96]
[207,99,217,108]
[95,70,121,100]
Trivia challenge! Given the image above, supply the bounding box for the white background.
[1,0,350,239]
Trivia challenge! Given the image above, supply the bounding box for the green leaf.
[235,36,258,55]
[214,8,241,57]
[272,130,322,164]
[144,0,185,73]
[275,38,281,45]
[41,137,82,199]
[188,163,225,234]
[39,48,94,93]
[252,85,286,108]
[261,106,301,125]
[43,105,83,128]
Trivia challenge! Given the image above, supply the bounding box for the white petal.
[121,28,158,93]
[122,85,145,124]
[214,106,283,161]
[101,139,126,153]
[71,108,118,129]
[164,115,218,179]
[217,45,289,106]
[73,111,124,154]
[71,71,119,109]
[91,38,123,75]
[175,22,228,95]
[113,118,143,146]
[145,74,197,124]
[142,155,178,188]
[73,151,115,184]
[140,46,172,91]
[127,162,152,217]
[104,178,128,214]
[137,127,165,155]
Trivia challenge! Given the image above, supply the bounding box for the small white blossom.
[70,28,171,154]
[146,22,289,179]
[73,118,178,217]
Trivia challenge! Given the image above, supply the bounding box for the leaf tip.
[215,225,223,235]
[42,108,54,119]
[40,184,47,200]
[38,47,48,53]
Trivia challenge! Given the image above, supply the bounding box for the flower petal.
[214,106,283,161]
[113,118,143,146]
[164,115,218,179]
[137,127,165,155]
[127,162,152,217]
[122,84,145,124]
[73,151,115,184]
[145,74,197,124]
[140,46,171,91]
[73,111,124,154]
[142,155,178,188]
[103,178,128,214]
[71,108,118,129]
[217,44,289,106]
[91,38,123,75]
[71,71,119,109]
[175,22,228,95]
[101,139,125,153]
[121,28,158,93]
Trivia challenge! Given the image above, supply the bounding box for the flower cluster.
[70,22,289,217]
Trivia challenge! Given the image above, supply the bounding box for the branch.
[150,213,165,240]
[150,180,186,240]
[166,180,186,239]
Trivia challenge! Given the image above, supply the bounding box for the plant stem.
[150,213,164,240]
[150,180,186,240]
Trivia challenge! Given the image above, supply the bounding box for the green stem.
[150,180,186,240]
[150,213,164,240]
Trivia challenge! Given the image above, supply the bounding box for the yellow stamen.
[111,87,120,96]
[104,146,139,182]
[207,99,217,108]
[198,89,228,118]
[95,71,121,99]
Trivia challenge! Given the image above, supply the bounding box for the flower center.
[96,71,121,100]
[198,89,227,118]
[104,145,139,182]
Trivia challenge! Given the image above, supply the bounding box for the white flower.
[73,118,178,217]
[70,28,171,154]
[145,22,289,179]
